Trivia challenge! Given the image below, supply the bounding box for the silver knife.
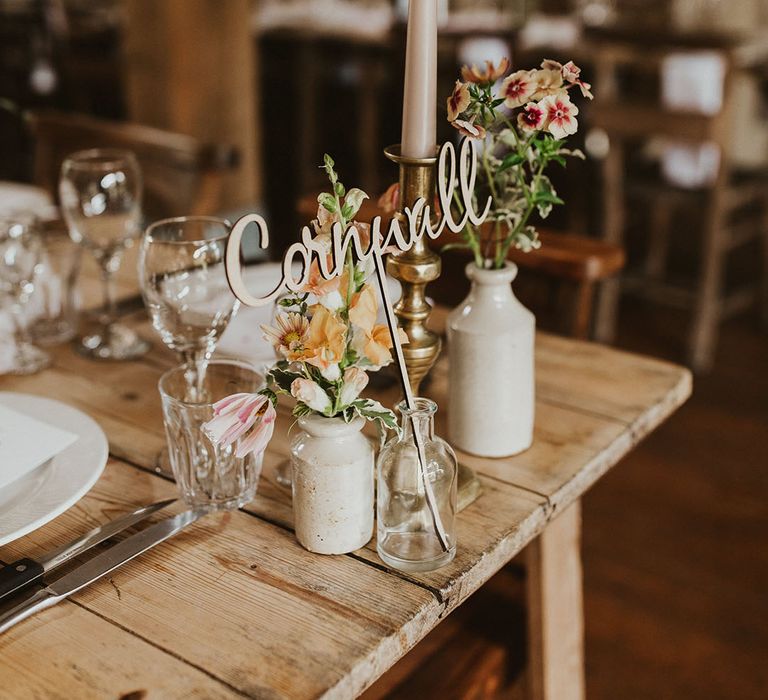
[0,498,176,604]
[0,508,208,634]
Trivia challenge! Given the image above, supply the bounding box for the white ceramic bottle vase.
[447,262,535,457]
[290,414,374,554]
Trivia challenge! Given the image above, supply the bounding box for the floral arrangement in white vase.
[205,156,405,554]
[443,57,593,458]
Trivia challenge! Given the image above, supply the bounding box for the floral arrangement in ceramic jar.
[445,57,592,266]
[205,156,405,555]
[444,57,593,459]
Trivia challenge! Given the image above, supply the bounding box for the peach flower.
[461,57,510,84]
[339,367,369,406]
[290,378,332,414]
[304,306,347,379]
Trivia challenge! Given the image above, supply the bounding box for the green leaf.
[293,402,312,418]
[334,181,346,197]
[499,153,525,171]
[352,399,399,433]
[269,367,303,393]
[258,387,278,406]
[491,97,505,108]
[318,192,336,213]
[440,242,472,253]
[533,191,564,205]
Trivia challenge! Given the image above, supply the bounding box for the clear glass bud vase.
[376,398,457,572]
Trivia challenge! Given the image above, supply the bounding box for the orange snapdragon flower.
[349,286,408,367]
[303,306,347,375]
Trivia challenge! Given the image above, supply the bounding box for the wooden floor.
[582,298,768,700]
[370,298,767,699]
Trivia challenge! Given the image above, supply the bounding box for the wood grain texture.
[0,277,691,698]
[526,501,585,700]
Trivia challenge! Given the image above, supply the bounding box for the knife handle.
[0,588,57,634]
[0,558,45,603]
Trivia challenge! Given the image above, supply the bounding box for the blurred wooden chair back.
[26,110,240,222]
[586,35,768,370]
[297,193,624,340]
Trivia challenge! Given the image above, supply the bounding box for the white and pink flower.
[539,93,579,139]
[517,102,546,132]
[447,80,470,121]
[561,61,593,100]
[203,393,276,459]
[500,70,535,108]
[261,312,310,360]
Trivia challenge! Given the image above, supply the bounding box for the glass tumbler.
[29,224,81,345]
[377,398,458,572]
[159,360,265,510]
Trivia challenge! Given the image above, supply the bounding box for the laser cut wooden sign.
[224,137,490,403]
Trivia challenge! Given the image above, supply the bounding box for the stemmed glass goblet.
[139,216,240,401]
[59,148,150,360]
[0,215,50,374]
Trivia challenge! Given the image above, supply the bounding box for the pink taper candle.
[401,0,437,159]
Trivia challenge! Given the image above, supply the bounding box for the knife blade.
[0,508,208,634]
[0,498,176,604]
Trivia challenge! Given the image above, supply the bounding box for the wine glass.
[0,214,50,374]
[139,216,240,400]
[59,148,150,360]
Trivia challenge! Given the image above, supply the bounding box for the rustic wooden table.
[0,264,691,700]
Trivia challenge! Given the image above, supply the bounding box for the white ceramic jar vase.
[447,262,535,457]
[290,414,374,554]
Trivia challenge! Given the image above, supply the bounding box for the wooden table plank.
[0,602,241,700]
[0,460,441,699]
[0,278,692,699]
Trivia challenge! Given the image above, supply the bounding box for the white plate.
[0,181,56,220]
[0,392,108,547]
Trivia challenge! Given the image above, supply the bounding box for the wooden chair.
[26,110,240,221]
[587,34,768,371]
[297,193,625,340]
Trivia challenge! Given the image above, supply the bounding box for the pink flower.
[500,70,536,108]
[451,118,486,139]
[203,393,276,459]
[339,367,369,406]
[517,102,546,132]
[290,377,332,414]
[561,61,593,100]
[539,93,579,139]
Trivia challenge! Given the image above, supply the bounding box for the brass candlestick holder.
[384,144,480,511]
[384,144,441,395]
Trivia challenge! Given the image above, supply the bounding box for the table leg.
[524,500,584,700]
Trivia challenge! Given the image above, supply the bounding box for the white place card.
[0,404,78,490]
